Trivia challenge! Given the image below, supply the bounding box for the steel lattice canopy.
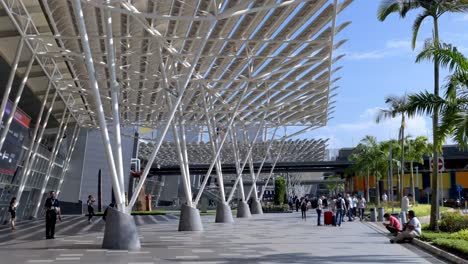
[0,0,352,129]
[138,138,328,166]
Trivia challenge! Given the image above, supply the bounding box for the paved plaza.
[0,211,447,264]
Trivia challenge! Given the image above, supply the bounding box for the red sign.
[5,101,31,128]
[429,157,444,172]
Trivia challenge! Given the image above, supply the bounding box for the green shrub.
[449,229,468,240]
[274,177,286,205]
[439,212,468,232]
[432,238,468,259]
[263,204,290,212]
[420,231,450,242]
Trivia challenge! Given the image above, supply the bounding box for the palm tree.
[405,136,433,204]
[350,136,388,205]
[378,0,468,231]
[376,95,408,201]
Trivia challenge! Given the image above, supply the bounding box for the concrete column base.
[178,204,203,231]
[215,202,234,223]
[236,201,252,218]
[250,199,263,215]
[102,208,141,250]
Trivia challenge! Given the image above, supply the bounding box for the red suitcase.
[324,211,334,225]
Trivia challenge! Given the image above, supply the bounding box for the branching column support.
[15,81,53,203]
[33,109,71,218]
[259,140,286,201]
[226,120,265,204]
[57,123,81,196]
[128,16,219,210]
[193,83,252,206]
[16,91,58,204]
[0,37,24,125]
[104,0,125,203]
[246,126,279,201]
[201,86,226,201]
[72,0,124,210]
[0,48,36,151]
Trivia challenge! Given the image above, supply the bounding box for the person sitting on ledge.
[390,210,421,244]
[383,213,401,235]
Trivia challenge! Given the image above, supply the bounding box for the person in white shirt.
[346,194,354,221]
[316,196,324,226]
[391,210,421,243]
[401,194,412,223]
[358,196,366,221]
[382,193,388,203]
[352,195,358,218]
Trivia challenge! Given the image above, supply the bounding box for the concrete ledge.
[367,222,467,264]
[412,239,468,264]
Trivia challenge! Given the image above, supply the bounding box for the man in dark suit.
[44,191,61,239]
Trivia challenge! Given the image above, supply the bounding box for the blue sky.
[303,1,468,149]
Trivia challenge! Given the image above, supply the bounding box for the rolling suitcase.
[324,211,333,225]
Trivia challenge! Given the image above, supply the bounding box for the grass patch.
[378,204,449,217]
[420,229,468,259]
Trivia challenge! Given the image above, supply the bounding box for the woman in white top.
[358,196,366,221]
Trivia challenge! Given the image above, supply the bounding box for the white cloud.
[455,14,468,21]
[304,107,431,148]
[345,39,423,61]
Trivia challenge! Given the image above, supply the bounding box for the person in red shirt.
[383,213,401,235]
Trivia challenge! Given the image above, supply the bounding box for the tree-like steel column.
[16,91,58,205]
[193,83,252,206]
[230,129,251,218]
[15,81,52,203]
[72,0,139,249]
[0,49,36,151]
[0,38,23,125]
[104,0,125,203]
[201,86,232,223]
[32,110,71,218]
[57,123,81,196]
[259,140,286,201]
[245,126,279,201]
[226,120,265,204]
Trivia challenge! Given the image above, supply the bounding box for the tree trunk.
[429,16,440,232]
[400,115,405,208]
[366,169,370,202]
[410,161,415,204]
[376,172,380,206]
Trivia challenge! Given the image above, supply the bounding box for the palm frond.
[416,42,468,72]
[377,0,401,21]
[406,91,445,117]
[412,11,430,49]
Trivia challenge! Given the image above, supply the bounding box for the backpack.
[345,198,350,208]
[311,199,318,209]
[301,202,307,210]
[335,198,343,208]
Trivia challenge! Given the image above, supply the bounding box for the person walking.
[295,197,300,212]
[44,191,62,239]
[346,194,354,221]
[382,193,388,204]
[358,196,366,221]
[316,196,323,226]
[87,195,96,223]
[352,194,358,218]
[9,197,17,230]
[300,199,307,221]
[335,194,346,227]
